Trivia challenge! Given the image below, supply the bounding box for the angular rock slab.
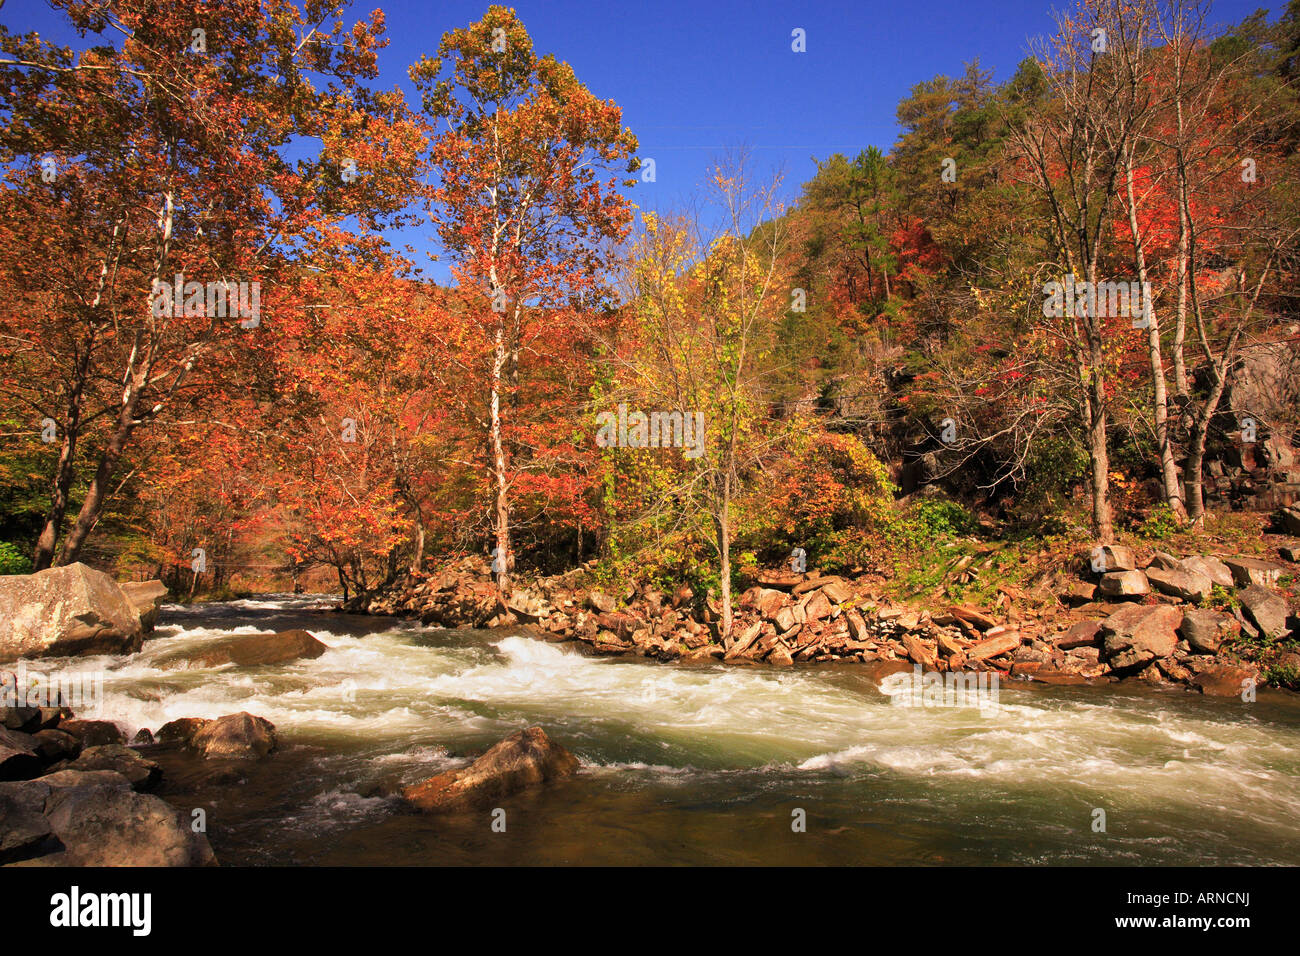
[1100,604,1182,671]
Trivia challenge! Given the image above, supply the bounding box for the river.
[63,594,1300,865]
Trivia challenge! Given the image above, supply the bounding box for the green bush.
[905,497,977,540]
[0,541,33,575]
[1137,502,1180,540]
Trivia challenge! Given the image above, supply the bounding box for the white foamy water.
[42,595,1300,864]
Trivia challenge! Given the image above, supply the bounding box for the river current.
[53,594,1300,865]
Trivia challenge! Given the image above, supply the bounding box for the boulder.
[767,644,794,667]
[402,726,579,813]
[724,621,763,660]
[0,563,143,661]
[58,718,126,747]
[901,634,937,668]
[947,605,998,630]
[0,780,54,863]
[1055,619,1103,650]
[0,707,56,738]
[1088,544,1136,573]
[51,744,161,792]
[118,580,169,634]
[190,712,277,759]
[1179,556,1234,589]
[745,588,787,620]
[32,729,80,762]
[1098,570,1150,598]
[800,590,833,623]
[1178,608,1238,655]
[1144,566,1213,604]
[967,632,1021,661]
[1057,580,1097,605]
[756,570,803,590]
[820,579,854,605]
[0,727,42,781]
[1273,505,1300,536]
[1147,551,1181,572]
[1100,604,1182,671]
[171,629,328,668]
[1224,556,1284,589]
[1191,664,1257,698]
[586,591,616,614]
[155,717,211,745]
[773,605,800,633]
[36,774,217,866]
[1237,585,1291,639]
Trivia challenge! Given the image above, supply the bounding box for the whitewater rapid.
[46,594,1300,865]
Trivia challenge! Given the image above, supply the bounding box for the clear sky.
[2,0,1280,274]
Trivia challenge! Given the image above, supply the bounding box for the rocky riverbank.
[348,514,1300,698]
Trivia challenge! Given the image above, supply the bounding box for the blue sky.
[3,0,1279,276]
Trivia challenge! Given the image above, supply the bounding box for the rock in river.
[402,726,579,813]
[3,770,216,866]
[191,712,277,759]
[164,628,328,668]
[0,563,142,661]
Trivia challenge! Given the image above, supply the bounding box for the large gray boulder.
[1179,608,1238,654]
[3,772,216,866]
[402,726,579,813]
[1179,556,1234,589]
[1098,570,1150,598]
[0,564,143,661]
[1224,556,1284,589]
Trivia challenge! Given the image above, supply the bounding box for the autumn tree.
[412,6,637,596]
[612,156,790,645]
[0,0,421,569]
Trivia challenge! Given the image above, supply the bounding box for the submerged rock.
[402,726,579,813]
[167,629,328,668]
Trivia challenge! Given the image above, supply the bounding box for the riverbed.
[58,594,1300,865]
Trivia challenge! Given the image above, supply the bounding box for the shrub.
[0,541,32,575]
